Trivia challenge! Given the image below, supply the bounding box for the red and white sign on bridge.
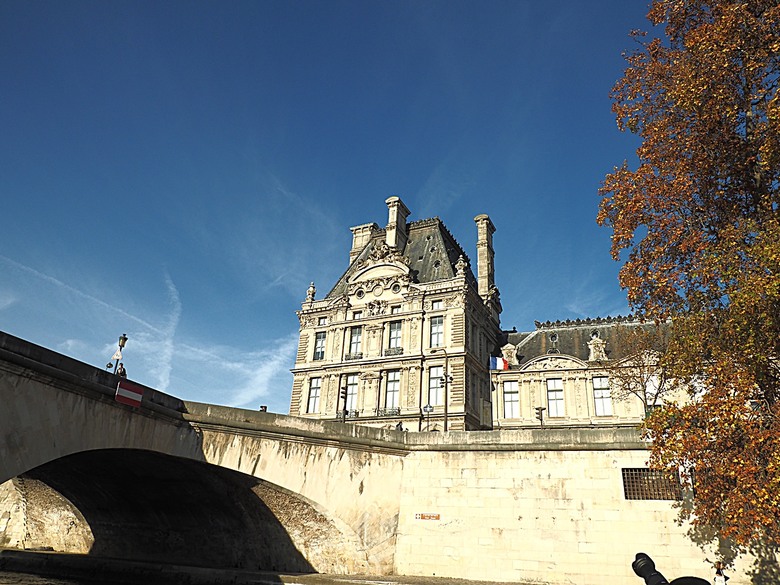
[115,379,144,408]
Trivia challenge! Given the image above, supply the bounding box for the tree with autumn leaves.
[598,0,780,557]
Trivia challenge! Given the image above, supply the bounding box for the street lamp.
[111,333,128,374]
[423,404,434,431]
[429,348,450,431]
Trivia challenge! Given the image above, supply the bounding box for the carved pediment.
[521,355,586,371]
[347,258,413,303]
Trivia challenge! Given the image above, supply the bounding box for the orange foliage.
[599,1,780,550]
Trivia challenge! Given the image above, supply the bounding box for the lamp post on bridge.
[107,333,128,374]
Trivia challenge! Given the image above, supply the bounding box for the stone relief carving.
[367,300,387,316]
[405,368,418,404]
[455,254,468,276]
[298,314,315,328]
[500,343,519,366]
[443,295,460,308]
[356,242,410,268]
[587,332,608,361]
[539,357,567,370]
[347,275,411,299]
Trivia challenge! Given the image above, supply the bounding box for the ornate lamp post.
[109,333,128,374]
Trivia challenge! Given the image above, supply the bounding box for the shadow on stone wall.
[5,449,361,575]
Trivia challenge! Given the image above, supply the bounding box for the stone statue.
[500,343,519,366]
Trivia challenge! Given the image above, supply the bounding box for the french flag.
[115,379,144,408]
[490,356,509,370]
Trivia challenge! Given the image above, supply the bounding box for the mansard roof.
[503,316,666,366]
[326,217,478,299]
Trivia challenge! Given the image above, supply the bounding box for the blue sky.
[1,1,650,414]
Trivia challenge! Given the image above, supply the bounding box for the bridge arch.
[2,448,367,573]
[0,334,407,574]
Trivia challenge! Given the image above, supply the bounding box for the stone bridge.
[0,331,732,585]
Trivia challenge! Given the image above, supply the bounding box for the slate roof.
[503,316,667,366]
[327,218,478,299]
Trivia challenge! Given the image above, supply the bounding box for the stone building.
[290,197,662,431]
[491,317,659,429]
[289,196,501,431]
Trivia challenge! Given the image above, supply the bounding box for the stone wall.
[395,429,756,585]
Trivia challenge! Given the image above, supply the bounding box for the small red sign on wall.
[115,379,144,407]
[415,513,440,520]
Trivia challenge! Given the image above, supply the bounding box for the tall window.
[593,376,612,416]
[349,326,362,355]
[313,331,326,360]
[385,370,400,408]
[503,380,519,418]
[388,321,402,349]
[345,374,359,411]
[429,365,444,406]
[430,316,444,347]
[546,378,564,417]
[307,377,321,413]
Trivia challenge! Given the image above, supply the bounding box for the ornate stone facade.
[491,317,670,429]
[291,197,662,432]
[290,197,500,431]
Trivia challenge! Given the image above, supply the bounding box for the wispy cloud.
[0,254,160,333]
[417,154,476,219]
[224,333,298,408]
[0,290,16,311]
[148,273,182,391]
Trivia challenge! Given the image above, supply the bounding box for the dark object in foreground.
[633,553,711,585]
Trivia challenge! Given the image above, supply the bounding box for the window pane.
[346,374,359,411]
[307,378,321,413]
[503,380,519,418]
[386,370,400,408]
[314,332,326,360]
[546,378,564,417]
[389,321,402,349]
[430,316,444,347]
[429,366,443,405]
[593,376,612,416]
[349,327,362,354]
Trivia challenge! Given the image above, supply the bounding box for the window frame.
[388,320,402,349]
[428,365,444,406]
[546,378,565,418]
[349,326,362,355]
[593,376,612,416]
[345,373,359,411]
[313,331,326,361]
[430,315,444,348]
[503,380,519,419]
[307,377,321,414]
[385,370,401,408]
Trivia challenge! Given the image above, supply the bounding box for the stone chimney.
[349,223,379,263]
[474,214,496,300]
[385,196,411,252]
